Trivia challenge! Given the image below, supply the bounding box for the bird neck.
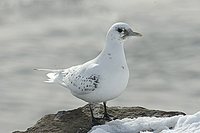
[95,36,126,63]
[103,32,124,53]
[94,32,127,65]
[103,38,124,54]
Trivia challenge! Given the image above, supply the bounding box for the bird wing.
[59,63,101,95]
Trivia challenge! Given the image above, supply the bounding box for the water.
[0,0,200,132]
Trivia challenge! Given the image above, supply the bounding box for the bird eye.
[117,28,123,33]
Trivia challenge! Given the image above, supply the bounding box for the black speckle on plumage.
[93,83,98,88]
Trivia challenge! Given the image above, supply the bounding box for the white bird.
[35,22,142,125]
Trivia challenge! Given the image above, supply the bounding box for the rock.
[13,104,185,133]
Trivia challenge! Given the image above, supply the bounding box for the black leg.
[103,102,108,117]
[89,104,95,119]
[89,104,101,126]
[103,102,114,121]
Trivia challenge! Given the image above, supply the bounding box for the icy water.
[0,0,200,132]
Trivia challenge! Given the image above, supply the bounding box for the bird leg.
[89,104,101,126]
[103,102,115,121]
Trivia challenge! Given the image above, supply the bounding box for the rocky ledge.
[13,104,185,133]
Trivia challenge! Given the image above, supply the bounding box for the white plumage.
[36,22,142,123]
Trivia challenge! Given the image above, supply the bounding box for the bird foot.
[103,113,117,121]
[91,117,102,126]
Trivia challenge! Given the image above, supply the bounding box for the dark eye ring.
[117,28,123,33]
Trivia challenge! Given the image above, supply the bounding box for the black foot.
[91,117,102,126]
[103,102,118,121]
[103,113,117,121]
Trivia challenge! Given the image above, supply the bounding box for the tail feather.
[45,72,57,83]
[34,68,62,83]
[34,68,61,72]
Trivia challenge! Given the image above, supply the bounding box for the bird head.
[107,22,142,42]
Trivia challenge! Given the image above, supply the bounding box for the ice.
[89,111,200,133]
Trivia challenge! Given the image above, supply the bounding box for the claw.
[103,102,118,121]
[91,117,102,126]
[103,113,117,121]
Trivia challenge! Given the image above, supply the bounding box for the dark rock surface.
[13,104,185,133]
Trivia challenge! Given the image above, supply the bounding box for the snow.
[89,111,200,133]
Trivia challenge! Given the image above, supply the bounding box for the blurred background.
[0,0,200,132]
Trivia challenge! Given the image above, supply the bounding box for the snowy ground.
[90,111,200,133]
